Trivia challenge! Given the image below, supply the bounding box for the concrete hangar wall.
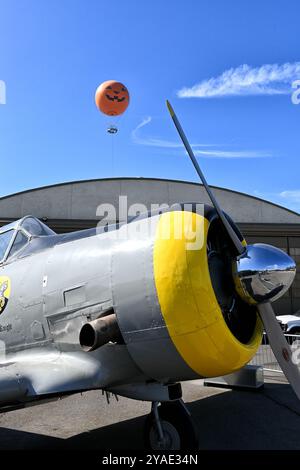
[0,177,300,316]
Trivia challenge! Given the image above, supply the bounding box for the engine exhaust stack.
[79,313,121,352]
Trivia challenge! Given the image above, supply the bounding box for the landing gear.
[144,400,198,450]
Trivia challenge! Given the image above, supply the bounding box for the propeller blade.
[258,302,300,400]
[166,100,245,256]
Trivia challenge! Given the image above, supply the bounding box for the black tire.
[144,401,198,451]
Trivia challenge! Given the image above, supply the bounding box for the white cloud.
[131,116,181,147]
[131,116,152,138]
[254,189,300,213]
[279,190,300,213]
[280,190,300,202]
[131,116,214,148]
[131,117,272,158]
[177,62,300,98]
[194,150,272,159]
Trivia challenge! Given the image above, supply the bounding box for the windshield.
[0,230,14,261]
[7,231,29,258]
[21,217,55,236]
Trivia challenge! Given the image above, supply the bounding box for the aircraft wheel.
[144,400,198,450]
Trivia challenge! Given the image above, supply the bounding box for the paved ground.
[0,373,300,450]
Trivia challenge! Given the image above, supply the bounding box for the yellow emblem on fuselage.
[0,276,10,315]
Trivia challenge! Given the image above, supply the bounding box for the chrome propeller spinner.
[233,243,296,305]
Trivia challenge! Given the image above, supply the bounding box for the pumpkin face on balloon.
[95,80,130,116]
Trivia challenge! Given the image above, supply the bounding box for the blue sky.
[1,0,300,212]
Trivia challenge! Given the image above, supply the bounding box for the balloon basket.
[107,125,118,134]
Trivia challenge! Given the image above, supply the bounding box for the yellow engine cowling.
[153,210,263,378]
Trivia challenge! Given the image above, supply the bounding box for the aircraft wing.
[0,346,139,410]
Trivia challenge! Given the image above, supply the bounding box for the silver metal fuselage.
[0,213,194,408]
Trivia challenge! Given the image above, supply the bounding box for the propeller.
[166,100,300,400]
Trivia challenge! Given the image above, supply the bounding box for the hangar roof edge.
[0,177,299,218]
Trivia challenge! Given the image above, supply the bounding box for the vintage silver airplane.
[0,101,299,450]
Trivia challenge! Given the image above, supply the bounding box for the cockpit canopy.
[0,216,55,263]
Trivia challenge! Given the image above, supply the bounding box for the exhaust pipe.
[79,313,121,352]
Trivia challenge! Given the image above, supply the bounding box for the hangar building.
[0,177,299,316]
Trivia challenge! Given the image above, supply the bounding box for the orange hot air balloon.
[95,80,130,117]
